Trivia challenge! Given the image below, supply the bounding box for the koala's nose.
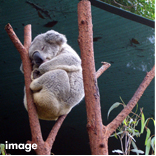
[32,51,44,67]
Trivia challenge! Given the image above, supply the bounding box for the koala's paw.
[31,68,42,80]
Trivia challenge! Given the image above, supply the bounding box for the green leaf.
[131,129,140,137]
[145,138,151,155]
[141,118,154,134]
[110,131,124,137]
[131,149,144,154]
[107,102,121,119]
[151,136,155,151]
[0,144,5,155]
[128,133,136,142]
[112,149,123,154]
[114,133,118,139]
[140,112,145,133]
[151,118,155,126]
[132,141,139,155]
[145,128,151,145]
[119,97,126,106]
[123,118,127,126]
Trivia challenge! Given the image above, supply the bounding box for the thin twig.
[96,62,111,78]
[46,115,67,147]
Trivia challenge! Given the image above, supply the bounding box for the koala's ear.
[45,31,67,46]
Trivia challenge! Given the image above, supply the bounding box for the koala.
[22,30,84,120]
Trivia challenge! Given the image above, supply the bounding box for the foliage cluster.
[108,97,155,155]
[101,0,155,20]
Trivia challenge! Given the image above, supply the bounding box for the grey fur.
[22,30,84,120]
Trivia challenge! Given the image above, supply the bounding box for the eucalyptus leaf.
[110,131,123,137]
[132,129,140,137]
[119,97,126,106]
[107,102,121,119]
[131,149,144,154]
[145,128,151,145]
[145,138,151,155]
[132,141,139,155]
[141,118,152,134]
[123,118,127,125]
[128,133,136,142]
[140,112,145,133]
[112,149,123,154]
[0,144,5,155]
[151,136,155,151]
[114,133,118,139]
[151,118,155,126]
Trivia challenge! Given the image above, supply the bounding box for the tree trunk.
[78,0,109,154]
[77,0,155,155]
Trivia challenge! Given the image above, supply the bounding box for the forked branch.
[5,23,109,154]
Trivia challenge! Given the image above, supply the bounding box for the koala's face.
[29,30,67,68]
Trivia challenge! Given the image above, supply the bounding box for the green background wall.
[0,0,154,154]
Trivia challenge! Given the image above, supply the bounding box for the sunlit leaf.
[151,118,155,126]
[110,131,124,137]
[107,102,121,119]
[132,129,140,137]
[129,118,133,124]
[131,149,144,154]
[123,118,127,125]
[101,0,155,20]
[128,133,136,142]
[132,141,139,155]
[145,128,151,145]
[140,112,145,133]
[141,117,154,135]
[135,120,140,126]
[112,149,123,154]
[119,96,126,106]
[151,136,155,151]
[0,144,5,155]
[145,138,151,155]
[114,133,118,139]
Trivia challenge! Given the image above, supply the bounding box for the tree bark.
[77,0,155,155]
[78,1,109,154]
[5,5,155,154]
[107,65,155,137]
[5,23,109,155]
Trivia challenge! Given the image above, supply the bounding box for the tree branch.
[24,25,32,50]
[46,115,67,147]
[107,65,155,137]
[5,23,46,154]
[96,62,111,79]
[5,20,110,154]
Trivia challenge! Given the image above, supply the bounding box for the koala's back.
[67,71,84,105]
